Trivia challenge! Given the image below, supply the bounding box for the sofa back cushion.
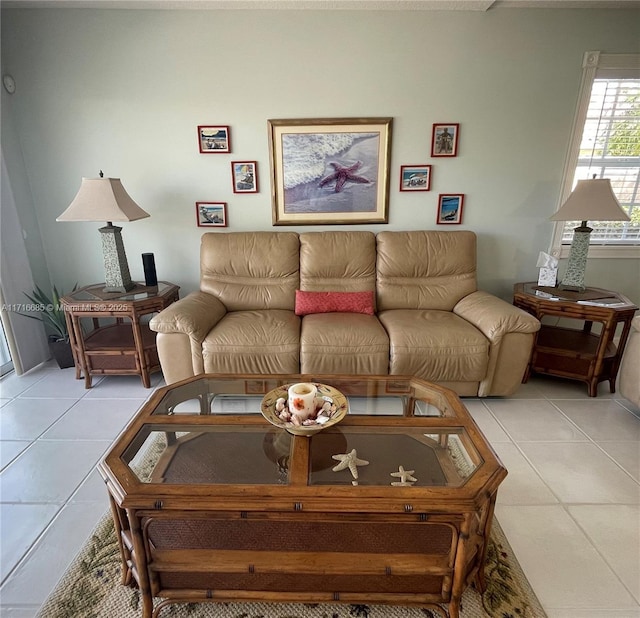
[200,232,300,311]
[299,231,377,298]
[376,231,477,311]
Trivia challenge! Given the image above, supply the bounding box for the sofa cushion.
[300,313,389,374]
[299,231,377,312]
[200,232,300,311]
[202,310,300,374]
[379,309,488,382]
[376,231,477,311]
[295,290,375,316]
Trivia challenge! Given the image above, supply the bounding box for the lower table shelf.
[80,323,160,377]
[531,325,617,384]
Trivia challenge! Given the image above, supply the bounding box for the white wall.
[2,7,639,303]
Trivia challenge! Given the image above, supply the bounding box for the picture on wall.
[198,126,231,153]
[399,165,431,191]
[196,202,227,227]
[231,161,258,193]
[437,194,464,224]
[268,117,393,225]
[431,123,459,157]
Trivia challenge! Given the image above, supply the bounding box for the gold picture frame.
[268,117,393,225]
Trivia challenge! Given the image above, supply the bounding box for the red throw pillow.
[295,290,375,316]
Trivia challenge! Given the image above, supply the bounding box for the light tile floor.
[0,362,639,617]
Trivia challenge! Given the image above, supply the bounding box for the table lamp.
[57,172,150,293]
[550,178,630,292]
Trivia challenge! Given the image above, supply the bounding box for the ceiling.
[2,0,640,8]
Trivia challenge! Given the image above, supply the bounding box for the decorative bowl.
[260,383,348,436]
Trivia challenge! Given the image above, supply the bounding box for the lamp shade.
[57,177,150,222]
[550,178,630,222]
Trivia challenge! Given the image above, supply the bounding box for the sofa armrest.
[150,291,227,340]
[619,315,640,407]
[454,290,541,396]
[454,290,540,341]
[150,291,227,384]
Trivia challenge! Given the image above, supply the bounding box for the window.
[552,52,640,258]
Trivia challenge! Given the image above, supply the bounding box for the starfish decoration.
[390,465,417,486]
[331,449,369,480]
[319,161,370,193]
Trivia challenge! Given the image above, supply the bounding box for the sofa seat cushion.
[202,310,300,374]
[379,309,489,382]
[300,313,389,375]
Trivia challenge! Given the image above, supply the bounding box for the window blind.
[560,77,640,245]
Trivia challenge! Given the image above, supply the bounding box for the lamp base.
[103,283,136,294]
[558,282,585,293]
[99,224,135,293]
[558,225,591,293]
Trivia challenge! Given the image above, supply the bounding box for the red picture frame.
[231,161,258,193]
[399,165,431,192]
[196,202,227,227]
[197,125,231,153]
[431,123,459,157]
[437,194,464,224]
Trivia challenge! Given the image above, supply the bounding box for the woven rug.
[36,511,546,618]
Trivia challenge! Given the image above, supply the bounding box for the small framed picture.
[431,123,459,157]
[197,125,231,153]
[196,202,227,227]
[437,194,464,224]
[399,165,431,191]
[231,161,258,193]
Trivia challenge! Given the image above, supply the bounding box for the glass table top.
[116,376,483,490]
[149,376,459,418]
[65,281,175,302]
[125,425,478,488]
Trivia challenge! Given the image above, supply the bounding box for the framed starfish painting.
[268,117,392,225]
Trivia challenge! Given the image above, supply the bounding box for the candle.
[288,383,317,421]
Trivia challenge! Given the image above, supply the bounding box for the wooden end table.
[61,281,179,388]
[513,282,638,397]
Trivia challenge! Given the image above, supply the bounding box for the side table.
[513,282,638,397]
[61,282,179,388]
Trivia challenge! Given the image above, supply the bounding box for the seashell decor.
[261,383,348,436]
[276,394,338,427]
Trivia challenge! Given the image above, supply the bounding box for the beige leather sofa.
[150,230,541,397]
[619,316,640,409]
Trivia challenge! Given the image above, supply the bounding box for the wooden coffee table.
[98,374,507,618]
